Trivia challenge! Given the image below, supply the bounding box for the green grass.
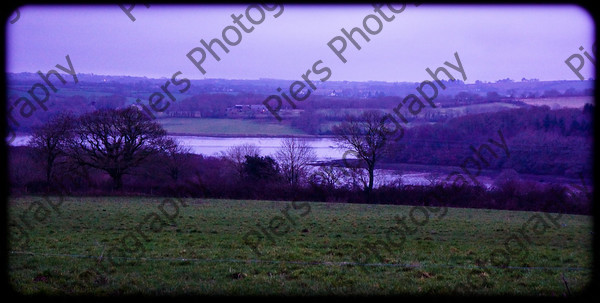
[157,118,307,136]
[454,102,521,111]
[8,196,592,296]
[520,96,593,108]
[8,87,114,99]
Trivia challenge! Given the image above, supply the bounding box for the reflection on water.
[172,136,344,161]
[9,135,487,187]
[11,135,344,160]
[9,135,32,146]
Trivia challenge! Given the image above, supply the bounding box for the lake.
[10,135,344,160]
[172,135,347,161]
[9,135,487,187]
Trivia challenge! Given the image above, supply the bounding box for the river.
[11,135,344,161]
[9,135,491,187]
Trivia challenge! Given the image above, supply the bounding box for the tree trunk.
[46,154,54,185]
[170,167,179,181]
[46,165,52,185]
[367,165,374,194]
[111,173,123,190]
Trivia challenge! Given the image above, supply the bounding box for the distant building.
[167,111,202,118]
[226,104,268,118]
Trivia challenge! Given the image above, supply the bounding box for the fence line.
[9,251,591,272]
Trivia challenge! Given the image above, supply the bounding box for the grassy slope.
[520,96,593,108]
[157,118,307,136]
[8,196,592,296]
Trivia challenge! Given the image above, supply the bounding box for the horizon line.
[6,71,595,84]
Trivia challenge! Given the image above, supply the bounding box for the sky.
[5,4,596,83]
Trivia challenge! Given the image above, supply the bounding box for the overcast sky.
[5,4,595,83]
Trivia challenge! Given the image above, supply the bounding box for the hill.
[8,196,592,295]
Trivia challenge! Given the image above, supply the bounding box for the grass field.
[519,96,593,109]
[157,118,307,136]
[8,87,115,99]
[8,196,592,296]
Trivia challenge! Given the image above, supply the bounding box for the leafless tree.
[275,137,316,187]
[158,138,192,182]
[332,110,394,194]
[310,165,346,188]
[221,143,261,180]
[65,107,171,190]
[425,172,441,186]
[340,165,370,191]
[28,113,76,185]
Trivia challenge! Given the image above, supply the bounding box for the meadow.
[8,196,593,296]
[519,96,593,109]
[157,118,307,136]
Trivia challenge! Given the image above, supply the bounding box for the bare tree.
[332,110,393,194]
[340,165,369,191]
[221,143,261,180]
[28,113,75,185]
[425,172,441,186]
[310,165,345,188]
[158,138,192,182]
[65,107,171,190]
[275,137,316,187]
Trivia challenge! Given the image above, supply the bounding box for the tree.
[310,165,344,188]
[275,137,316,187]
[65,107,171,190]
[310,164,367,190]
[332,110,393,194]
[221,143,261,180]
[28,113,76,185]
[486,91,501,102]
[492,168,521,189]
[542,89,561,98]
[243,155,280,182]
[158,138,191,182]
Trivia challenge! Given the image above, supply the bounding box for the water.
[9,135,480,187]
[171,135,344,161]
[9,135,32,146]
[10,135,343,160]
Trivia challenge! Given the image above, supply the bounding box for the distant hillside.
[384,104,594,178]
[6,72,594,136]
[7,72,593,98]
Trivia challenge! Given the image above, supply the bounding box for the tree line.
[8,107,591,215]
[384,104,594,178]
[17,107,324,192]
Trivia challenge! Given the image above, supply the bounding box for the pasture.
[8,196,592,295]
[519,96,592,109]
[157,118,306,136]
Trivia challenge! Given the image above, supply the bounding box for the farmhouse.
[226,104,269,118]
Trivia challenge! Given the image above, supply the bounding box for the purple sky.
[5,4,595,83]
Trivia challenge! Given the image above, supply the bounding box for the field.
[157,118,307,136]
[7,86,115,99]
[8,196,592,296]
[519,96,593,109]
